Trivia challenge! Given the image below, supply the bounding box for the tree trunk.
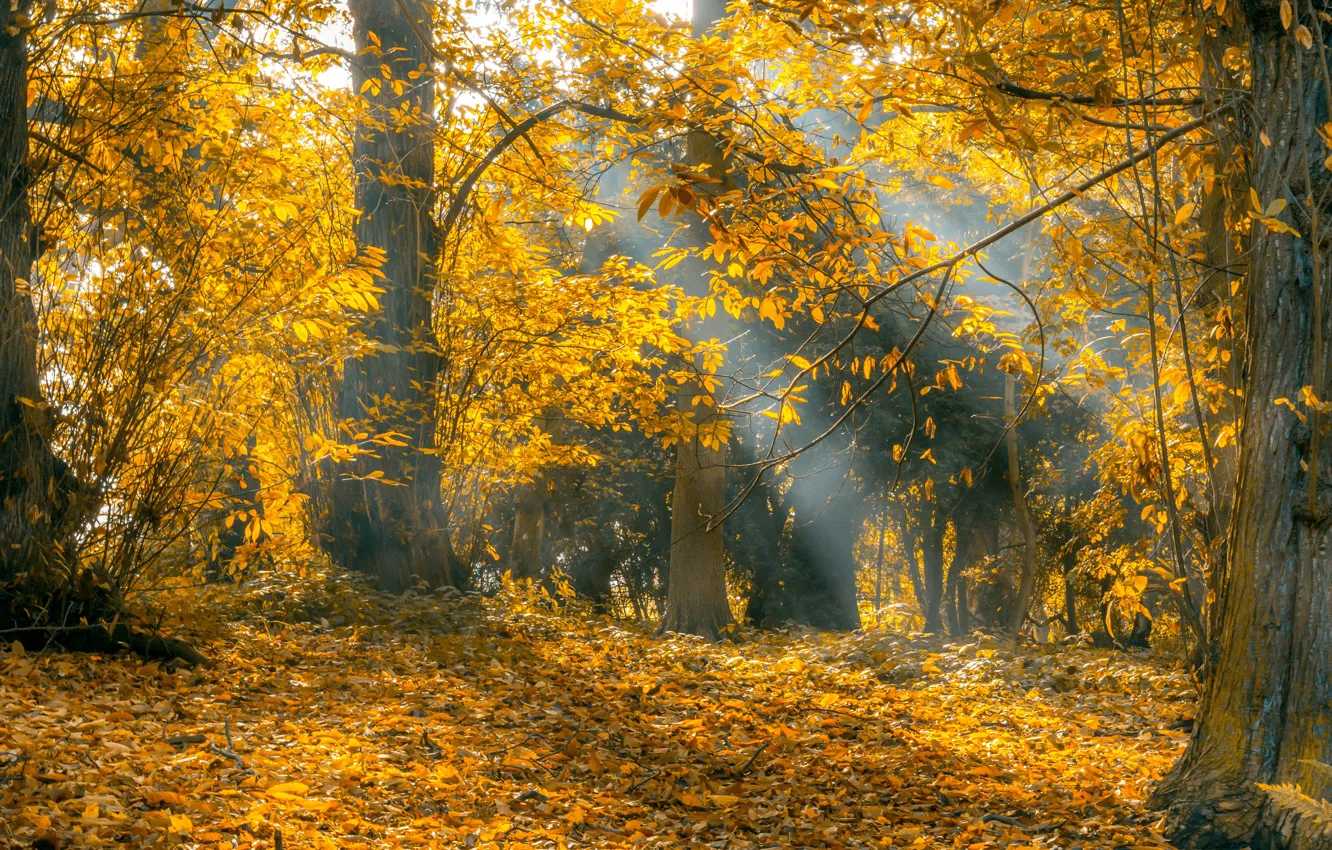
[1150,8,1332,847]
[0,5,83,626]
[1061,544,1079,636]
[1004,373,1037,639]
[508,411,557,582]
[874,518,886,614]
[901,519,928,617]
[327,0,459,593]
[659,0,733,638]
[920,511,945,634]
[945,519,969,636]
[508,479,546,581]
[965,511,1006,629]
[660,386,732,637]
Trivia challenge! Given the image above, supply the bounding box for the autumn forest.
[0,0,1329,847]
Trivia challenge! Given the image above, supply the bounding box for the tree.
[327,0,460,593]
[658,0,734,638]
[0,2,83,629]
[1150,4,1332,847]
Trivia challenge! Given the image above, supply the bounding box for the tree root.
[6,622,208,666]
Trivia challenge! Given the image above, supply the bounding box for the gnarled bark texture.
[328,0,459,593]
[1150,7,1332,847]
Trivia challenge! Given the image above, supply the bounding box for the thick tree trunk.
[1150,9,1332,847]
[0,6,83,625]
[659,0,733,638]
[328,0,459,593]
[660,382,732,637]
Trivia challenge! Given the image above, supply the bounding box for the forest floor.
[0,583,1198,850]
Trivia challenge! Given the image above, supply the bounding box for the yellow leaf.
[774,655,804,673]
[637,186,660,221]
[1296,24,1314,48]
[927,174,954,190]
[1280,0,1293,29]
[1174,203,1195,225]
[146,791,190,807]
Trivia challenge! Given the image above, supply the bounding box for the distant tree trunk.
[1060,543,1079,636]
[1152,7,1332,844]
[920,511,945,634]
[507,479,546,581]
[899,515,928,615]
[508,411,558,582]
[946,520,969,636]
[966,511,1006,630]
[659,0,733,638]
[1004,374,1037,638]
[874,518,886,614]
[327,0,460,593]
[0,5,82,626]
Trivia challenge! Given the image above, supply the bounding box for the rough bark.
[659,0,733,638]
[1150,7,1332,847]
[660,383,732,637]
[0,5,83,626]
[328,0,459,593]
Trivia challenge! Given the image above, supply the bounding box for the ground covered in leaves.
[1,588,1198,849]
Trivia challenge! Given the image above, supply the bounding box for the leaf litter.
[0,588,1196,849]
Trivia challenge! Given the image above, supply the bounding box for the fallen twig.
[208,718,253,774]
[983,813,1025,828]
[734,741,769,776]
